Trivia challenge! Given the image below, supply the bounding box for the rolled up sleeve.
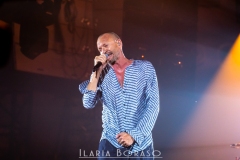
[79,80,101,109]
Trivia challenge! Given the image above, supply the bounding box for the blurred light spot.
[139,47,147,51]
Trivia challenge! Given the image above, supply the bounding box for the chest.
[100,67,147,102]
[115,71,125,87]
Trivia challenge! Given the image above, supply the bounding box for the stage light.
[176,34,240,148]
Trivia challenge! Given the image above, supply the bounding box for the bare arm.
[87,54,107,91]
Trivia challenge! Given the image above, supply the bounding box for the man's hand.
[116,132,134,148]
[94,54,108,71]
[87,54,107,91]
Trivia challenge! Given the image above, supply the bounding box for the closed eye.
[98,44,108,52]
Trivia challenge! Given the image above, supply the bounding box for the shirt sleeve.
[79,80,101,109]
[126,62,160,146]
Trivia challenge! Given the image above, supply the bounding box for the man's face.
[97,35,121,65]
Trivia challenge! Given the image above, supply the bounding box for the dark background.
[0,0,240,159]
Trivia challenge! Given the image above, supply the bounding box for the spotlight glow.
[176,35,240,148]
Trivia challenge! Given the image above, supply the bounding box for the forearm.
[79,73,102,109]
[87,70,101,91]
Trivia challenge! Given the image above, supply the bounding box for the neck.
[112,53,131,71]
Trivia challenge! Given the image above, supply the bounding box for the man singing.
[79,32,160,159]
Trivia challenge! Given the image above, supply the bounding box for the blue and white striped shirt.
[79,60,159,152]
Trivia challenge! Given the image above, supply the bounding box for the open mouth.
[106,52,113,59]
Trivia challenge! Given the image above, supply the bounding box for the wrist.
[90,72,97,82]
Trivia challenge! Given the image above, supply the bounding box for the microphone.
[92,54,108,72]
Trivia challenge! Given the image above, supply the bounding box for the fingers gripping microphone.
[92,54,108,72]
[92,62,102,72]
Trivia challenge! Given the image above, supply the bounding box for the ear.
[115,39,121,46]
[117,40,121,46]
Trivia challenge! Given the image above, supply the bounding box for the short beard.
[108,59,116,65]
[108,55,118,65]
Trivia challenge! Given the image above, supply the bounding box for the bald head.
[97,32,123,50]
[96,32,124,64]
[98,32,121,41]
